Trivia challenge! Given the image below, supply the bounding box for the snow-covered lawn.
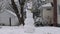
[0,26,60,34]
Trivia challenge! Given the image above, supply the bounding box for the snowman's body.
[24,9,35,33]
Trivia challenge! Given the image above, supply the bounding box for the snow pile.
[35,27,60,34]
[0,26,60,34]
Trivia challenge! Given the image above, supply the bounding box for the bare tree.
[11,0,25,25]
[11,0,21,25]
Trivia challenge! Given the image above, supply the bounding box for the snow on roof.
[5,9,17,16]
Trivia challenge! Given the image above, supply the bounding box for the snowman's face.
[27,2,32,9]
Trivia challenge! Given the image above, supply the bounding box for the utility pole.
[53,0,57,26]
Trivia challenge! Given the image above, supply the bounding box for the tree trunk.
[11,0,22,25]
[53,0,57,26]
[19,0,25,25]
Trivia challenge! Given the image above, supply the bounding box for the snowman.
[24,0,35,33]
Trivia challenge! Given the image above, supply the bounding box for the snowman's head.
[27,1,32,9]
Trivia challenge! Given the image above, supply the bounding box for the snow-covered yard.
[0,26,60,34]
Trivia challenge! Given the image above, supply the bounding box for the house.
[0,9,19,26]
[0,0,19,26]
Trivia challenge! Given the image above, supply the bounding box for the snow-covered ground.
[0,26,60,34]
